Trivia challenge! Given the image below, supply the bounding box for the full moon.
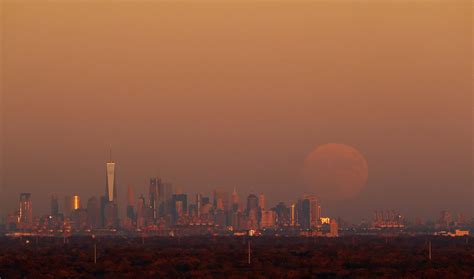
[302,143,368,201]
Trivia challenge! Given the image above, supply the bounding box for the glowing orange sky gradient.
[1,1,472,220]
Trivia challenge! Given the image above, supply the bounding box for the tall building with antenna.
[103,149,118,228]
[105,149,117,203]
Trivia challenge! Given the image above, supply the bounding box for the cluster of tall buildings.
[372,210,405,228]
[437,210,467,229]
[7,156,118,232]
[6,157,338,236]
[123,182,330,234]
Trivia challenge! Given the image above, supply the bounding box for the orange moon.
[303,143,368,201]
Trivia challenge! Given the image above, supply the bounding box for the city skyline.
[1,143,473,222]
[1,1,472,224]
[3,152,472,226]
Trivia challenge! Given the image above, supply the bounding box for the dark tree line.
[0,236,473,278]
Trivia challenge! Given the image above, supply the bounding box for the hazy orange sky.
[1,1,472,221]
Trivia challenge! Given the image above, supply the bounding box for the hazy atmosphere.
[1,1,472,222]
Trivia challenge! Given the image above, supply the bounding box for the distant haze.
[1,1,472,221]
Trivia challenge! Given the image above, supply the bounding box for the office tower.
[105,154,117,203]
[175,201,183,219]
[301,199,311,230]
[296,199,303,226]
[274,202,290,226]
[64,196,73,217]
[304,195,319,227]
[200,203,213,217]
[149,178,160,222]
[87,196,100,229]
[104,202,118,229]
[51,194,59,216]
[126,185,135,225]
[136,194,146,228]
[72,195,81,210]
[18,193,32,227]
[258,193,265,211]
[196,193,202,217]
[100,196,107,227]
[188,204,197,218]
[290,203,296,226]
[171,194,187,223]
[237,212,249,231]
[246,194,258,212]
[246,194,259,229]
[231,188,240,212]
[231,211,240,230]
[214,209,226,228]
[158,182,173,217]
[329,219,339,237]
[213,188,229,211]
[71,209,88,231]
[260,210,276,229]
[104,153,118,227]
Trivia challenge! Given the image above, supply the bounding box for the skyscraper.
[71,208,88,231]
[290,203,296,226]
[196,193,202,217]
[301,199,311,230]
[87,196,100,229]
[260,210,276,229]
[72,195,81,210]
[64,196,73,217]
[246,194,259,229]
[304,195,320,227]
[127,185,135,225]
[274,202,290,225]
[104,152,118,227]
[99,196,107,227]
[231,188,240,212]
[213,188,229,211]
[171,194,187,223]
[158,182,173,217]
[105,158,117,203]
[18,193,32,227]
[259,193,265,211]
[149,177,160,222]
[104,202,118,229]
[136,194,146,228]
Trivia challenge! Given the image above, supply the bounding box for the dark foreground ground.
[0,236,473,278]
